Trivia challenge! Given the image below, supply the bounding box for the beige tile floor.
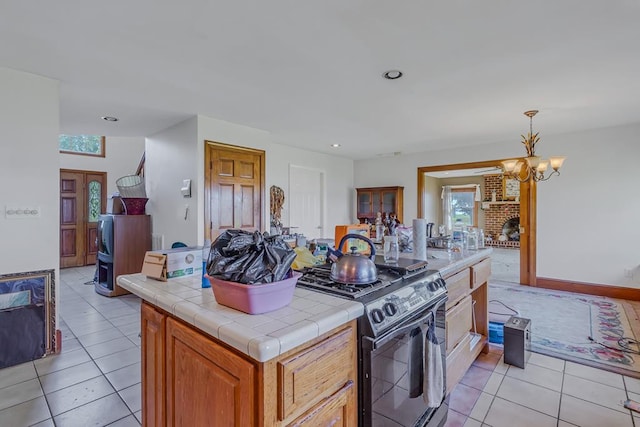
[2,266,639,426]
[0,266,141,427]
[444,345,640,427]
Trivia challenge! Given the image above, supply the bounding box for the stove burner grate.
[297,266,391,299]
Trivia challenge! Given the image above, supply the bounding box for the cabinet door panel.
[445,333,473,393]
[381,190,396,215]
[166,318,256,427]
[286,380,356,427]
[357,191,372,217]
[445,295,472,355]
[141,302,165,427]
[372,192,381,214]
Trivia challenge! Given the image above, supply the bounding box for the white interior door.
[289,165,324,240]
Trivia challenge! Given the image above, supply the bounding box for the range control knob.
[427,281,438,292]
[370,308,385,324]
[383,302,397,317]
[436,278,446,289]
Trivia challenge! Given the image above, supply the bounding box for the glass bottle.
[202,239,212,288]
[467,228,478,250]
[383,235,399,264]
[478,229,485,248]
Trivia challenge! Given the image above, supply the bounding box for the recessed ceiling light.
[330,143,341,148]
[382,70,403,80]
[101,116,119,122]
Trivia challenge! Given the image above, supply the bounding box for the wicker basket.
[116,175,147,198]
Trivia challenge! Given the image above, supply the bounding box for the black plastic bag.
[206,230,296,284]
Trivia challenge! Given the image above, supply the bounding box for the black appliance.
[298,259,448,427]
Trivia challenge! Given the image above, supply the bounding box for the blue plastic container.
[489,321,505,344]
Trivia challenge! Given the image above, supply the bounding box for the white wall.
[145,117,199,248]
[355,123,640,288]
[0,67,60,289]
[60,137,145,195]
[536,124,640,287]
[145,115,354,248]
[423,176,440,225]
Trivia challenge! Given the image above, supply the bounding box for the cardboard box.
[334,224,371,255]
[142,247,203,281]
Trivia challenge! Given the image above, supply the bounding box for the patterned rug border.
[489,282,640,378]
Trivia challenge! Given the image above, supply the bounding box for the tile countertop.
[402,247,493,278]
[117,248,490,363]
[116,273,364,363]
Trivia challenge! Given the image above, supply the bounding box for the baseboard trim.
[535,277,640,301]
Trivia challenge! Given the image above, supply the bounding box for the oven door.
[361,298,447,427]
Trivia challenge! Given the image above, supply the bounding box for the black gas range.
[297,256,449,427]
[298,256,446,336]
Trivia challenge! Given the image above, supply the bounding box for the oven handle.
[364,297,445,349]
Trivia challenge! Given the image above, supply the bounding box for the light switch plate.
[5,206,41,219]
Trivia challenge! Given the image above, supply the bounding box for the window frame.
[450,187,479,228]
[59,135,106,158]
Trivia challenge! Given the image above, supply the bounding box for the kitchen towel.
[413,219,427,260]
[423,321,444,408]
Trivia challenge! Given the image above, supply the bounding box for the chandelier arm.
[535,170,560,182]
[505,166,532,183]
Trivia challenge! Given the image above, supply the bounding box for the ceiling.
[2,1,639,160]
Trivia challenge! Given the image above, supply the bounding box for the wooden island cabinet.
[141,301,357,427]
[442,255,491,392]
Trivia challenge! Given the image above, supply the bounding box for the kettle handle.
[337,233,376,260]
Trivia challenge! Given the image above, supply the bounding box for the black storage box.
[0,305,46,369]
[503,316,531,369]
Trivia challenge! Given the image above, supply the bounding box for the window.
[59,135,105,157]
[88,180,102,222]
[450,188,478,227]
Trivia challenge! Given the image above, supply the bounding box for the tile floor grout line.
[47,267,140,425]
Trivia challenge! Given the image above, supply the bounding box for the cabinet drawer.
[445,295,472,355]
[471,257,491,290]
[278,326,355,420]
[445,333,472,393]
[445,268,471,310]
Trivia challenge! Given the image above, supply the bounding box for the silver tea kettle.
[330,234,377,285]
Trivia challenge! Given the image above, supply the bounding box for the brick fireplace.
[483,175,520,248]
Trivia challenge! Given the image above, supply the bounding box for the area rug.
[489,282,640,377]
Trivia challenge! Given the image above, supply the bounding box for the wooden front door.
[60,169,106,268]
[205,142,265,241]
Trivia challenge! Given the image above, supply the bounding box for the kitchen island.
[419,247,493,392]
[117,247,491,425]
[117,273,363,426]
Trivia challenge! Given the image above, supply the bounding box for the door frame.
[417,159,536,286]
[288,164,326,240]
[59,168,107,267]
[204,141,266,241]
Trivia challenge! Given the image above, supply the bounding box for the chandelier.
[501,110,566,182]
